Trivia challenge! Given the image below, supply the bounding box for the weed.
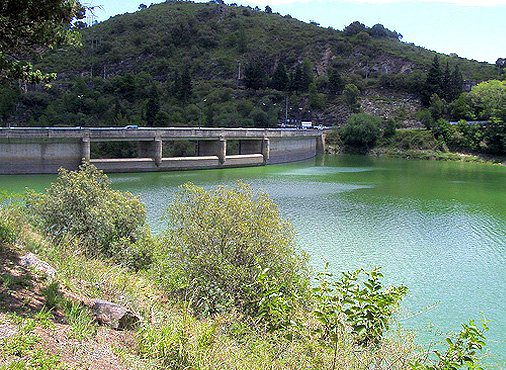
[62,301,97,340]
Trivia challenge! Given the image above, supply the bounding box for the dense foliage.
[0,0,84,84]
[25,163,147,260]
[154,182,309,317]
[340,113,382,150]
[0,1,498,128]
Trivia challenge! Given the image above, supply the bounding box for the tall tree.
[422,55,443,106]
[441,61,452,101]
[270,63,288,91]
[291,61,312,92]
[244,58,265,90]
[450,64,464,101]
[173,66,192,102]
[0,0,85,83]
[327,64,344,95]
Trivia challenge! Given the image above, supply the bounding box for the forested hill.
[3,1,500,127]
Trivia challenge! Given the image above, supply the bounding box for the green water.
[1,155,505,363]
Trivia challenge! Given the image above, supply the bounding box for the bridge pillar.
[218,138,226,164]
[316,133,325,155]
[154,137,162,166]
[82,137,91,162]
[262,138,270,163]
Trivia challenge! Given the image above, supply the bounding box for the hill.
[2,1,500,127]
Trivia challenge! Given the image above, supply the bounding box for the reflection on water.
[0,155,505,363]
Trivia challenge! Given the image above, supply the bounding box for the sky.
[86,0,506,64]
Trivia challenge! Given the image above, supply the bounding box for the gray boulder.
[19,253,56,278]
[90,299,141,330]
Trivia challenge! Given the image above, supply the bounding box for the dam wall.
[0,127,324,174]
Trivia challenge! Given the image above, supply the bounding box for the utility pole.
[284,96,288,127]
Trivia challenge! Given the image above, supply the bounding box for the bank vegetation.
[0,164,492,369]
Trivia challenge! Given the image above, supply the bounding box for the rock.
[19,253,56,278]
[90,299,141,330]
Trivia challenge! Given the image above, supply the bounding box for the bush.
[313,267,407,346]
[382,118,397,138]
[343,83,361,112]
[153,182,309,317]
[26,163,147,259]
[340,113,382,150]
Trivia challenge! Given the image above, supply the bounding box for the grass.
[61,301,97,341]
[0,315,65,370]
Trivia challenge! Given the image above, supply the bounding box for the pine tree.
[327,64,344,95]
[300,60,313,92]
[450,65,463,101]
[291,61,312,92]
[292,64,303,92]
[244,58,265,90]
[441,61,452,101]
[422,55,443,106]
[173,66,192,102]
[271,63,288,91]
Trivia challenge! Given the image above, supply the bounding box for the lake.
[1,155,505,364]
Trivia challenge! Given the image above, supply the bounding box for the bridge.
[0,127,325,174]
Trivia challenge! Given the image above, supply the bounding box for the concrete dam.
[0,127,325,174]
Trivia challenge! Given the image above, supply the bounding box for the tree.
[327,64,344,95]
[344,21,367,36]
[340,113,381,150]
[0,0,85,83]
[343,83,361,112]
[145,85,160,127]
[468,80,506,122]
[429,93,445,120]
[495,58,505,70]
[441,61,452,101]
[0,84,19,126]
[244,58,265,90]
[173,66,192,102]
[422,55,443,106]
[450,64,464,101]
[291,61,312,92]
[271,63,288,91]
[265,5,272,13]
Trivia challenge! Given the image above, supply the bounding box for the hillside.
[3,1,500,127]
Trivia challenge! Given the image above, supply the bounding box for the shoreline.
[368,148,506,166]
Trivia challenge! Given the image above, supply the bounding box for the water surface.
[1,155,505,364]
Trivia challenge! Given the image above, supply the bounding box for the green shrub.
[109,232,156,271]
[313,267,407,346]
[417,108,434,130]
[153,182,309,317]
[340,113,382,150]
[410,319,488,370]
[25,163,147,259]
[382,118,397,138]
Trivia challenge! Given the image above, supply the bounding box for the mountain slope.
[5,1,499,127]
